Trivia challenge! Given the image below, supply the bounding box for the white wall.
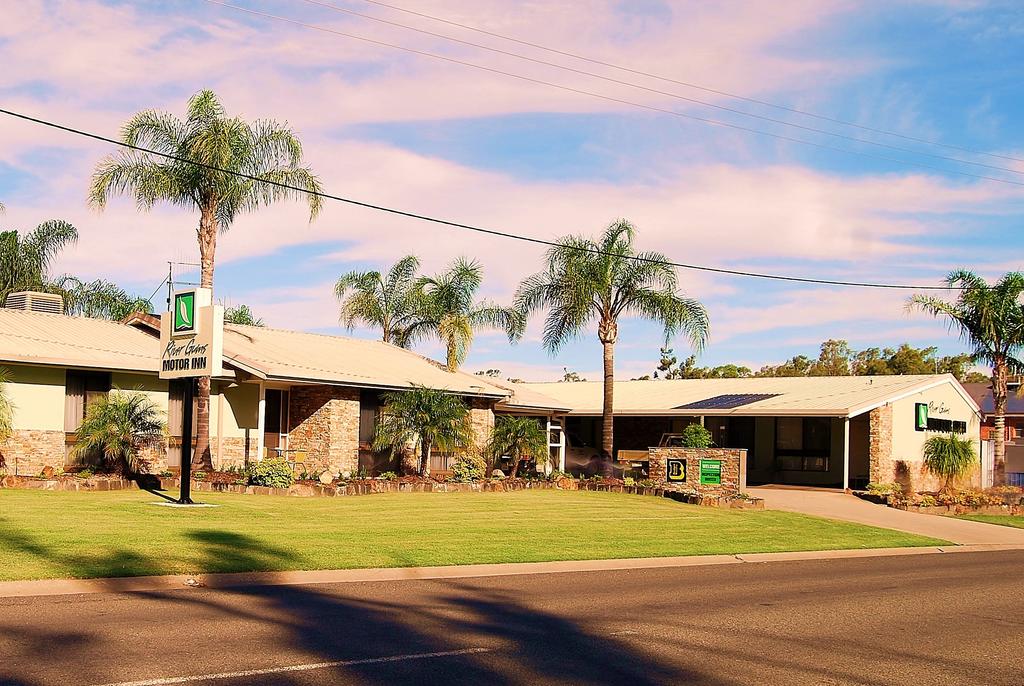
[3,364,65,431]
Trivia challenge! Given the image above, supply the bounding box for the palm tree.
[419,258,522,371]
[89,89,322,470]
[515,219,710,467]
[73,390,166,475]
[486,415,550,478]
[335,255,428,347]
[0,367,14,447]
[223,303,265,327]
[922,433,976,493]
[910,270,1024,486]
[0,220,78,305]
[63,278,152,321]
[372,386,472,477]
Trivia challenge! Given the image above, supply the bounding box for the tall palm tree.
[419,258,522,371]
[0,220,78,305]
[515,219,709,467]
[486,415,550,478]
[89,89,322,470]
[335,255,428,347]
[63,278,152,321]
[372,385,472,477]
[910,270,1024,486]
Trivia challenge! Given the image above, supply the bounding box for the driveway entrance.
[750,486,1024,545]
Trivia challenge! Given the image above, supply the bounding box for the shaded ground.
[0,489,947,581]
[0,548,1021,686]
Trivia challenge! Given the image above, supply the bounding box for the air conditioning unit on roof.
[4,291,64,314]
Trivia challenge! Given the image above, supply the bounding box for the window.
[359,391,380,446]
[775,417,831,472]
[64,371,111,433]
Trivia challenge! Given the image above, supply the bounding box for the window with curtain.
[64,371,111,433]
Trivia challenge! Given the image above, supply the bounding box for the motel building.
[0,294,984,493]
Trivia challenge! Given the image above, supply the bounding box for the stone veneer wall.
[217,436,256,470]
[0,430,65,476]
[468,398,495,455]
[288,386,360,476]
[648,447,744,498]
[868,405,894,486]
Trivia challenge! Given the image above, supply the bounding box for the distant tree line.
[638,340,988,383]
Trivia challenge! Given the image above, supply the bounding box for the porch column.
[842,417,850,491]
[256,381,266,462]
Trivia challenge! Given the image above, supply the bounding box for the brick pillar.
[468,398,495,455]
[868,405,893,484]
[288,386,360,476]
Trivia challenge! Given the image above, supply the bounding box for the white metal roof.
[0,308,160,372]
[508,375,980,418]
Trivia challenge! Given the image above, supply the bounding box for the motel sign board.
[159,288,224,380]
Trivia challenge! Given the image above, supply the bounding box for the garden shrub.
[247,458,294,488]
[77,468,94,479]
[377,471,398,480]
[192,471,206,481]
[679,423,713,449]
[866,482,903,496]
[450,453,486,482]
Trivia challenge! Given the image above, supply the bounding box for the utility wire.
[296,0,1024,177]
[202,0,1024,189]
[354,0,1024,165]
[0,106,963,290]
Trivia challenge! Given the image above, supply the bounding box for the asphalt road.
[2,551,1023,686]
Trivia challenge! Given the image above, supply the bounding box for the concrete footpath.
[750,486,1024,544]
[2,543,1022,599]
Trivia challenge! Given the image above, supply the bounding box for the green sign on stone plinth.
[699,459,722,485]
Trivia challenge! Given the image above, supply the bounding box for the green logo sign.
[173,292,196,334]
[699,459,722,485]
[666,458,687,482]
[915,403,928,431]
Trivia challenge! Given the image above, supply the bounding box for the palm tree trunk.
[601,337,615,475]
[421,441,431,477]
[992,361,1008,486]
[193,204,217,471]
[508,450,522,480]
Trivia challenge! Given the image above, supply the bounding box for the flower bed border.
[0,474,763,509]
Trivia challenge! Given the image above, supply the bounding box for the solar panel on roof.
[676,393,780,410]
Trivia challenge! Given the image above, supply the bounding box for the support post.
[842,417,850,492]
[256,382,267,461]
[179,378,195,505]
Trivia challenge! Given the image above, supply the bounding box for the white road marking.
[93,648,493,686]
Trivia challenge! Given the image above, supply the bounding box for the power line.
[354,0,1024,165]
[296,0,1024,177]
[0,106,963,290]
[202,0,1024,189]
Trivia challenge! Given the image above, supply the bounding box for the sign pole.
[179,378,195,505]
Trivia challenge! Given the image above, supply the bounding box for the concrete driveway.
[749,486,1024,545]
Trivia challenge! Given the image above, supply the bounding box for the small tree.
[223,303,265,327]
[679,423,713,449]
[372,386,472,477]
[0,367,14,446]
[922,434,977,493]
[73,391,166,475]
[486,415,550,478]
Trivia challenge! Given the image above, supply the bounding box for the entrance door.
[264,389,289,455]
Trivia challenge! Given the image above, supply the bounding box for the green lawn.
[0,489,948,581]
[957,514,1024,529]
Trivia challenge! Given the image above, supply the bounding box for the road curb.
[2,544,1022,599]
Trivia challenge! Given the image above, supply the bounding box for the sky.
[1,0,1023,381]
